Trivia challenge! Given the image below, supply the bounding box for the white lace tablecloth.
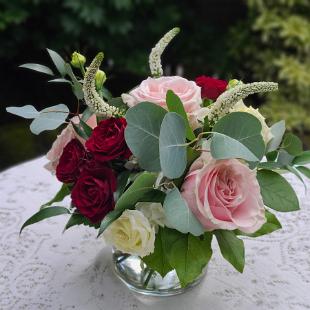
[1,157,310,310]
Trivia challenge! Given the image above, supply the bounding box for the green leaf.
[211,112,265,162]
[214,230,245,273]
[281,133,303,156]
[71,122,89,140]
[19,63,54,76]
[64,213,99,231]
[79,119,93,137]
[20,207,70,234]
[277,150,294,166]
[296,166,310,179]
[116,172,165,211]
[125,102,167,172]
[267,120,285,152]
[266,150,278,161]
[142,227,174,278]
[168,231,213,287]
[48,78,72,84]
[258,161,283,170]
[108,97,128,111]
[159,112,187,179]
[47,48,66,76]
[235,210,282,237]
[65,63,84,100]
[81,107,94,122]
[293,151,310,165]
[6,105,39,119]
[115,170,131,201]
[40,184,70,209]
[30,104,69,135]
[285,165,306,188]
[257,169,299,212]
[163,188,204,236]
[97,208,123,237]
[166,90,195,141]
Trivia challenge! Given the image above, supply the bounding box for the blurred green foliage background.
[0,0,309,170]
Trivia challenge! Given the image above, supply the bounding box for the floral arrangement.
[7,28,310,288]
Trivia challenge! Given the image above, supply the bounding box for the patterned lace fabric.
[0,157,309,310]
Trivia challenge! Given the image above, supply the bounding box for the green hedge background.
[1,0,309,170]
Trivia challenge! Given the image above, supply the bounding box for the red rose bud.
[195,75,228,101]
[71,162,117,223]
[85,117,131,162]
[56,139,87,183]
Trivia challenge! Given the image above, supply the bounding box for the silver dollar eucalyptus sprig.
[206,82,278,124]
[83,52,121,117]
[149,27,180,77]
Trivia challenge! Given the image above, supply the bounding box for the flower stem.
[143,269,155,288]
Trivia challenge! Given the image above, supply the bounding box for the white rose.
[230,101,273,144]
[103,210,155,257]
[136,202,166,232]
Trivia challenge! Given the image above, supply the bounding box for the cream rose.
[136,202,166,232]
[230,101,272,144]
[103,210,155,257]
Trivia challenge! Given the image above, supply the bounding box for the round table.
[1,157,310,310]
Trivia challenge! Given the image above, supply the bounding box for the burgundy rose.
[56,139,86,183]
[71,161,117,223]
[195,75,228,100]
[85,117,131,162]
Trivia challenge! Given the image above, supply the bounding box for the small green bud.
[95,69,106,89]
[228,79,243,89]
[71,51,86,68]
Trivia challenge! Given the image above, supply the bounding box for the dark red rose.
[71,161,117,223]
[56,139,86,183]
[85,117,131,162]
[195,75,228,100]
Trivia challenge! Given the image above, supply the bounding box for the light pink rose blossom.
[121,76,202,128]
[44,114,97,173]
[181,153,266,233]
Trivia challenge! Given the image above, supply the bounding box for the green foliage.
[64,213,99,231]
[159,112,187,178]
[244,0,310,134]
[163,188,204,236]
[166,90,195,141]
[211,112,265,162]
[257,169,299,212]
[20,206,70,233]
[40,184,71,209]
[214,230,245,273]
[125,102,167,172]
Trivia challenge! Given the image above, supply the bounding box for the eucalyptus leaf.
[159,112,187,179]
[30,104,69,135]
[281,133,303,156]
[48,78,72,84]
[19,63,54,76]
[108,97,128,110]
[166,90,195,141]
[293,151,310,165]
[47,48,66,76]
[267,120,285,152]
[125,102,167,172]
[20,207,70,234]
[6,105,39,119]
[215,230,245,273]
[257,169,299,212]
[211,112,265,162]
[285,165,306,189]
[163,188,204,236]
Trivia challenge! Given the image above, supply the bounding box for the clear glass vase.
[112,249,207,297]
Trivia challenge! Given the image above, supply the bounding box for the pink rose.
[45,114,97,173]
[122,76,202,114]
[181,154,266,233]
